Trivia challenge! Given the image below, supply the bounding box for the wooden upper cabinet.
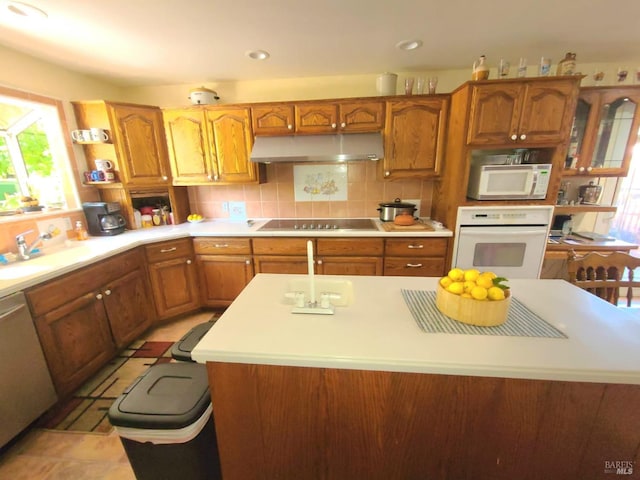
[163,106,262,185]
[295,103,339,133]
[205,107,259,184]
[466,78,580,146]
[108,103,171,186]
[564,85,640,177]
[252,104,295,135]
[338,101,385,132]
[382,97,449,179]
[163,109,214,184]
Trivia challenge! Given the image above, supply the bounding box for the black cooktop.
[258,218,377,231]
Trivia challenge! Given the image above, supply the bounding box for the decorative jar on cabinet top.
[472,55,490,80]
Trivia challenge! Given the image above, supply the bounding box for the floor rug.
[39,341,176,434]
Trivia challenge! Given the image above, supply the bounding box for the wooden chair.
[567,250,640,307]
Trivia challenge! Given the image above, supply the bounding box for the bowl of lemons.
[187,213,204,223]
[436,268,510,326]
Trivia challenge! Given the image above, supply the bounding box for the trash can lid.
[108,363,211,430]
[172,321,214,360]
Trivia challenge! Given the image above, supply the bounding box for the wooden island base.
[207,362,640,480]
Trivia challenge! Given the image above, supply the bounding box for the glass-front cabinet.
[564,86,640,177]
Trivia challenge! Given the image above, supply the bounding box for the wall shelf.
[554,205,617,215]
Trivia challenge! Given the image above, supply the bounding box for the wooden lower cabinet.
[384,237,449,276]
[26,249,153,397]
[316,238,384,276]
[145,238,200,320]
[194,238,254,308]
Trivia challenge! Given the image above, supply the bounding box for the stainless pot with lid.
[377,198,417,222]
[579,181,603,205]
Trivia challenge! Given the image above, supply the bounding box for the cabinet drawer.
[26,249,143,317]
[252,238,313,255]
[383,257,446,277]
[385,238,448,257]
[145,238,194,263]
[316,238,384,256]
[194,237,251,255]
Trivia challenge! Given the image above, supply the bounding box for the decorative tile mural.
[293,164,348,202]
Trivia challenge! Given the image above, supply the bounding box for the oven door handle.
[459,228,546,236]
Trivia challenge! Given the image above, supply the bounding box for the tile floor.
[0,310,216,480]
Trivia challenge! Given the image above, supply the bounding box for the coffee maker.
[82,202,126,236]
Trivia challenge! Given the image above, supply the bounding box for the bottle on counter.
[75,220,88,241]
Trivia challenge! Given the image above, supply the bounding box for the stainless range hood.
[250,132,384,163]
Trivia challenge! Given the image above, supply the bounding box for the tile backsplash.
[188,162,434,220]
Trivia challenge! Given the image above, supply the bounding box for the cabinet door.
[205,107,259,183]
[148,257,200,320]
[467,83,523,145]
[34,293,115,397]
[588,90,640,176]
[102,267,153,347]
[564,91,600,173]
[339,101,384,132]
[518,80,578,144]
[164,109,216,184]
[252,104,295,135]
[317,257,383,275]
[109,104,171,186]
[383,97,449,179]
[197,255,254,307]
[295,103,339,133]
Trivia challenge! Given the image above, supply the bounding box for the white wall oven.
[452,206,554,279]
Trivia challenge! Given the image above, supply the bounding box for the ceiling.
[1,0,639,87]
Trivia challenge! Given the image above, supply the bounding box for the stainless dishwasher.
[0,291,57,447]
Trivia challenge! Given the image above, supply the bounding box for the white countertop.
[192,274,640,385]
[0,218,451,298]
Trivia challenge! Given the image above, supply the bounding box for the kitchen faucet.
[16,230,52,260]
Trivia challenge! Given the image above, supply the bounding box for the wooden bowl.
[435,284,511,327]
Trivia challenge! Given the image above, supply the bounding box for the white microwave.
[466,163,552,200]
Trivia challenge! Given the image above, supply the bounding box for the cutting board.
[380,221,435,232]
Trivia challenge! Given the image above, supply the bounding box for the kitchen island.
[193,274,640,480]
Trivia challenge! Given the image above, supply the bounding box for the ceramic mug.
[95,159,113,171]
[90,127,109,142]
[90,170,106,182]
[71,129,91,142]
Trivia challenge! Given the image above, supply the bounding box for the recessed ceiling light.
[396,39,423,51]
[246,50,270,60]
[6,1,48,19]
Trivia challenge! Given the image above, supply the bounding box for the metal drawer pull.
[407,244,424,249]
[186,260,192,264]
[214,244,229,248]
[104,289,111,296]
[96,293,103,300]
[160,247,177,253]
[406,263,423,268]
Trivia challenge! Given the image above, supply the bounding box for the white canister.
[376,73,398,96]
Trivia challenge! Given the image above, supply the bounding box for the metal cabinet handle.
[245,259,251,265]
[162,176,168,181]
[340,122,346,128]
[586,166,593,172]
[407,244,424,249]
[160,247,177,253]
[287,124,293,130]
[331,123,337,129]
[406,263,423,268]
[104,289,111,296]
[317,259,323,265]
[213,174,219,181]
[96,293,103,300]
[519,134,527,140]
[579,167,585,172]
[384,171,390,177]
[186,259,192,265]
[214,244,229,248]
[510,134,518,141]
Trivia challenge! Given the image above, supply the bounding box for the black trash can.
[108,363,221,480]
[171,321,214,362]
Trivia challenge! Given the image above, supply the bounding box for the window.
[0,89,78,214]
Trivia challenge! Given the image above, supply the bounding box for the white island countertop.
[192,274,640,385]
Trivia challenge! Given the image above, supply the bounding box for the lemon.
[488,287,506,301]
[463,269,480,282]
[446,282,465,295]
[470,286,488,300]
[463,280,476,294]
[447,268,465,282]
[482,271,498,279]
[439,276,453,288]
[476,274,494,289]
